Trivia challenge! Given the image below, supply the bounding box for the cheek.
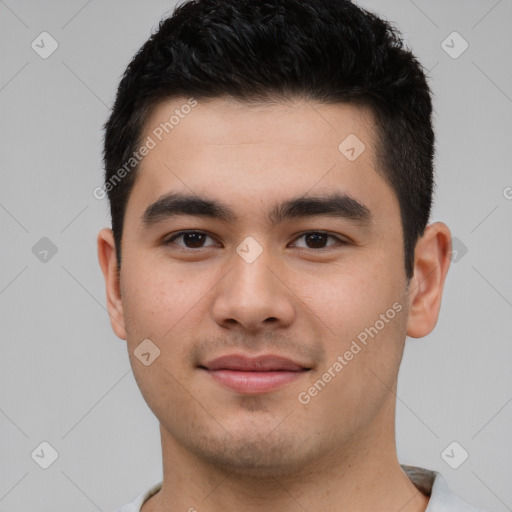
[298,254,407,385]
[120,258,199,410]
[120,254,198,335]
[295,259,394,333]
[304,267,407,423]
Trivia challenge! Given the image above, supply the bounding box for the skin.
[98,96,451,512]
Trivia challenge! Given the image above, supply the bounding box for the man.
[97,0,486,510]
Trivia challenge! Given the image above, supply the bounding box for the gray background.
[1,0,511,511]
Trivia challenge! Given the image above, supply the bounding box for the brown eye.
[291,231,345,249]
[164,231,217,249]
[305,232,328,248]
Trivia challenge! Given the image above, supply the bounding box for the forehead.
[125,96,397,228]
[141,96,376,160]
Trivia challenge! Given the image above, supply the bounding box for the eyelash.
[163,230,348,251]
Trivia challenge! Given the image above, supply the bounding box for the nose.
[211,243,295,333]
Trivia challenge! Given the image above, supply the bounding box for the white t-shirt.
[113,465,487,511]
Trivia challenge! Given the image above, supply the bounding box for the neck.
[143,399,429,512]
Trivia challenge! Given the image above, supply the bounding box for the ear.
[406,222,452,338]
[97,227,127,340]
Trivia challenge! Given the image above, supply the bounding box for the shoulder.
[401,465,489,512]
[112,481,162,512]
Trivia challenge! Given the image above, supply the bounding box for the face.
[99,96,434,477]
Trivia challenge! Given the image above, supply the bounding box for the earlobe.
[97,228,127,340]
[406,222,452,338]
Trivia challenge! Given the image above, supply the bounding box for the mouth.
[198,354,312,394]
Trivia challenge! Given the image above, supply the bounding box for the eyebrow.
[141,191,372,228]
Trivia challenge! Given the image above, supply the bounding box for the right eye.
[163,230,220,249]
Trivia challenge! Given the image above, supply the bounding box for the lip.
[201,354,310,372]
[198,354,311,394]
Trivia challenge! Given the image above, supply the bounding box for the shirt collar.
[401,465,484,511]
[122,465,484,512]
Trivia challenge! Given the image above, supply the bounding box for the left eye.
[290,231,345,249]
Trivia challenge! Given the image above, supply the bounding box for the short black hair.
[102,0,435,280]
